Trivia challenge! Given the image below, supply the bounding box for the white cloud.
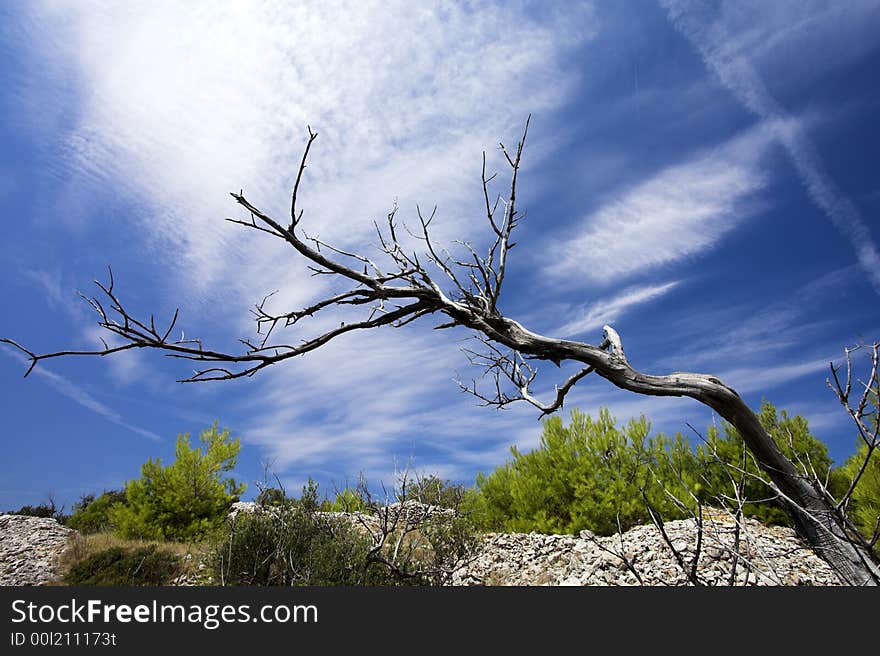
[713,357,830,395]
[22,269,65,309]
[558,280,680,337]
[24,1,594,296]
[80,325,147,388]
[651,266,860,371]
[547,126,772,282]
[662,0,880,293]
[13,1,599,480]
[0,349,162,441]
[232,320,538,481]
[664,0,880,92]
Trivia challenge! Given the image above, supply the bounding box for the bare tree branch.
[289,125,318,230]
[4,121,879,585]
[828,342,880,511]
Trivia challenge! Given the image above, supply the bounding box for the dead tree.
[3,120,879,585]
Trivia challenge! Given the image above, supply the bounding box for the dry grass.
[55,532,208,585]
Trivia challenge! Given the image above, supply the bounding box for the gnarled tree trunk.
[479,316,880,585]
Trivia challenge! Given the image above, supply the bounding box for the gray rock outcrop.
[451,511,840,586]
[228,501,840,585]
[0,515,76,586]
[1,505,839,586]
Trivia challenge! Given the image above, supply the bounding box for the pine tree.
[110,421,245,541]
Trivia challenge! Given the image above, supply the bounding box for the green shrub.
[7,497,69,524]
[63,545,181,586]
[415,510,483,585]
[832,441,880,553]
[255,487,286,508]
[211,476,481,586]
[325,486,369,513]
[398,474,466,509]
[695,401,834,525]
[473,408,699,535]
[473,403,836,535]
[212,478,394,586]
[67,490,126,534]
[110,421,245,541]
[211,478,377,585]
[210,507,392,586]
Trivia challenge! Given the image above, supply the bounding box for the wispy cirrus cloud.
[662,0,880,293]
[652,266,861,371]
[13,268,154,388]
[9,1,599,481]
[558,280,680,337]
[22,268,65,310]
[546,125,772,283]
[21,1,596,296]
[0,349,161,441]
[714,357,831,396]
[236,325,539,482]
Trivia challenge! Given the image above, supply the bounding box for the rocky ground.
[229,501,841,586]
[0,514,76,586]
[450,511,840,586]
[0,507,842,586]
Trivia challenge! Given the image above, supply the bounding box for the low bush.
[211,507,389,586]
[472,408,697,535]
[210,478,480,586]
[211,479,397,585]
[63,545,182,586]
[414,510,483,585]
[397,474,466,509]
[7,497,69,523]
[67,490,126,534]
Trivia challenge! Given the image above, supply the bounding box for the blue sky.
[2,1,879,511]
